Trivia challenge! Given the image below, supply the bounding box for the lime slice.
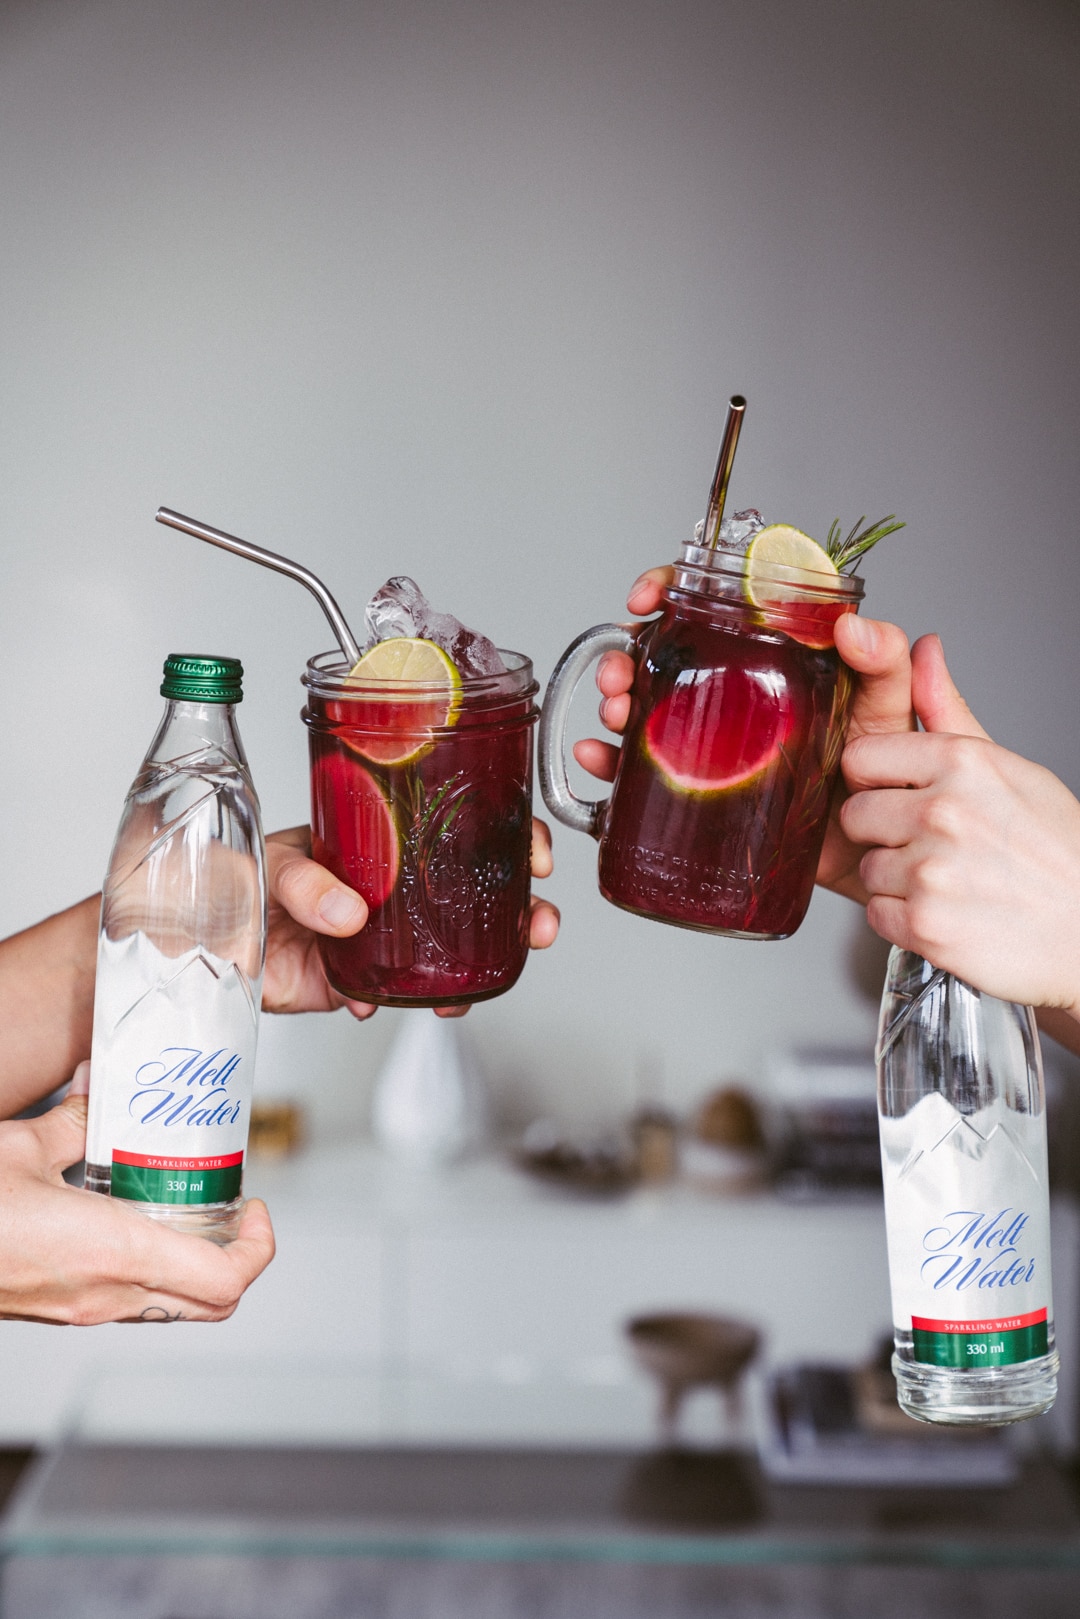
[745,524,845,650]
[345,637,462,767]
[745,524,838,594]
[351,637,462,687]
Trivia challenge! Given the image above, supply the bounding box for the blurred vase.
[370,1014,487,1165]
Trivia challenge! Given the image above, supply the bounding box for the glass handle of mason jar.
[538,623,638,839]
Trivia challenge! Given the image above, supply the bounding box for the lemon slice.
[345,638,462,766]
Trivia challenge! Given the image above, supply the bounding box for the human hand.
[571,567,916,903]
[263,821,559,1021]
[0,1064,275,1325]
[840,635,1080,1018]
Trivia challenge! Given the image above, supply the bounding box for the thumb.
[31,1073,90,1179]
[833,614,916,737]
[267,837,368,937]
[911,634,991,739]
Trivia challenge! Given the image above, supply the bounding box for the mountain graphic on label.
[112,944,259,1032]
[893,1093,1043,1188]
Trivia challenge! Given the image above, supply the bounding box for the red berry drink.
[303,648,538,1006]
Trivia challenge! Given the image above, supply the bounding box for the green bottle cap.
[160,654,243,704]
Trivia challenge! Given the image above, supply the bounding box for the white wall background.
[1,0,1078,1140]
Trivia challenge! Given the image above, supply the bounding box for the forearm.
[0,895,99,1115]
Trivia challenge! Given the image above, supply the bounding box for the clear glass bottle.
[85,655,267,1244]
[876,948,1058,1424]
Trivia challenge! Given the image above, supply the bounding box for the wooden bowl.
[626,1312,761,1440]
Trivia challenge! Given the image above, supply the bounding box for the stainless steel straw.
[156,507,363,666]
[703,395,747,550]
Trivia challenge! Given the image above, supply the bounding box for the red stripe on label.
[911,1308,1047,1335]
[111,1150,244,1171]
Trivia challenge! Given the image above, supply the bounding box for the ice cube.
[716,508,765,553]
[363,577,507,678]
[364,575,429,643]
[692,508,765,554]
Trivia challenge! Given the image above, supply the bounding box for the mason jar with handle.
[539,538,864,939]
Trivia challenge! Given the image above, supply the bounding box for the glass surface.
[5,1440,1080,1568]
[303,651,537,1007]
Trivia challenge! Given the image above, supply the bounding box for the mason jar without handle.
[303,649,538,1008]
[539,542,864,940]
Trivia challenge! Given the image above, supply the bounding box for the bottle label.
[110,1149,244,1206]
[910,1308,1049,1368]
[87,933,260,1207]
[879,1093,1053,1368]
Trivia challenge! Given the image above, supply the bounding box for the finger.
[434,1004,470,1019]
[266,825,312,854]
[67,1060,91,1098]
[228,1197,276,1270]
[530,818,553,879]
[911,635,991,740]
[30,1092,90,1180]
[858,843,915,900]
[627,567,673,615]
[267,840,368,937]
[866,894,919,956]
[833,615,915,736]
[343,999,378,1021]
[596,651,637,699]
[528,897,560,949]
[842,731,954,793]
[599,693,631,735]
[572,738,620,782]
[839,785,925,850]
[126,1196,276,1305]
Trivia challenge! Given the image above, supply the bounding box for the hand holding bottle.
[0,1065,275,1324]
[841,634,1080,1024]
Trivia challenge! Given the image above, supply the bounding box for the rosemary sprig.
[825,514,905,573]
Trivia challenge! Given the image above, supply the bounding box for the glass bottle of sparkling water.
[85,655,267,1244]
[876,947,1058,1424]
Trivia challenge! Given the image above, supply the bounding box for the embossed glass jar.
[303,649,538,1006]
[540,542,863,940]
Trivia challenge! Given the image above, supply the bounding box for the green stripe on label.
[913,1320,1049,1368]
[110,1162,242,1205]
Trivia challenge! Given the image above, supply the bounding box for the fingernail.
[318,888,365,928]
[627,575,651,605]
[67,1060,92,1098]
[843,614,876,652]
